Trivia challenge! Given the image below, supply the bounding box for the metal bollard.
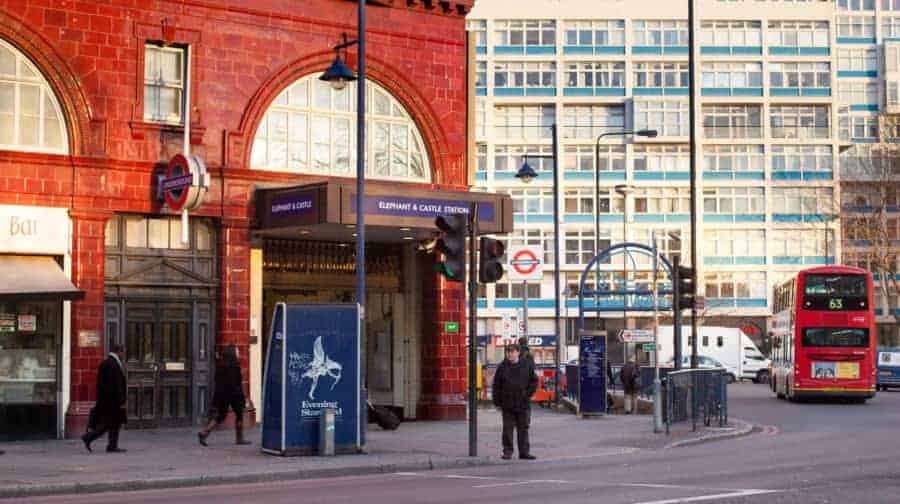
[319,408,335,456]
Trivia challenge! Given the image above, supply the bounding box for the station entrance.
[252,181,513,420]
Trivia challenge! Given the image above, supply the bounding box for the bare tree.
[840,141,900,344]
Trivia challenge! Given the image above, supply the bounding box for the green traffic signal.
[435,214,467,282]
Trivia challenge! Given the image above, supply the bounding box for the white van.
[657,326,771,384]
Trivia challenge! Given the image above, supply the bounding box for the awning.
[0,255,85,300]
[254,181,514,243]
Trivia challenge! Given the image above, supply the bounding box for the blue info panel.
[262,303,363,456]
[579,331,607,416]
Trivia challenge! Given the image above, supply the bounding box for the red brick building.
[0,0,495,441]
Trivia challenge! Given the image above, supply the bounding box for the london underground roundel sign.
[161,154,209,212]
[508,246,543,281]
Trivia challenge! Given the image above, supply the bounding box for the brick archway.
[229,51,457,187]
[0,11,95,157]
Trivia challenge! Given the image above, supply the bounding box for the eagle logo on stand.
[299,336,343,400]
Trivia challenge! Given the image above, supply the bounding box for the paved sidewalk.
[0,407,751,498]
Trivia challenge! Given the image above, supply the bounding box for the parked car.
[670,355,738,384]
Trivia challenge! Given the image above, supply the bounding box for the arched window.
[0,39,68,154]
[251,74,431,183]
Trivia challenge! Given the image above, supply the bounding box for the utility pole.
[652,232,662,432]
[687,0,699,369]
[673,255,683,370]
[467,203,478,457]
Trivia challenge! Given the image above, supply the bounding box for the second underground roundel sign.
[161,154,209,212]
[507,246,543,281]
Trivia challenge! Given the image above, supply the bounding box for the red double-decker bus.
[770,266,877,401]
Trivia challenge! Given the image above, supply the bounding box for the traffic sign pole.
[522,281,528,342]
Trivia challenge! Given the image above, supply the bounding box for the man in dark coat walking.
[492,343,538,460]
[81,344,128,453]
[620,358,639,414]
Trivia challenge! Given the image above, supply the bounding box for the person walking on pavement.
[81,344,128,453]
[620,357,639,414]
[492,343,538,460]
[198,344,251,446]
[517,336,535,369]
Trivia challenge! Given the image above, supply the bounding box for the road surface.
[8,384,900,503]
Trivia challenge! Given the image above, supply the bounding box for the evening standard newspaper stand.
[261,303,365,455]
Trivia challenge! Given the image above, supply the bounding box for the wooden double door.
[105,299,214,429]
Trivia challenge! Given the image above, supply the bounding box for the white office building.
[467,0,847,364]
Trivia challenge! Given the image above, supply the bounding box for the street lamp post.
[320,0,367,411]
[515,124,561,410]
[614,183,633,361]
[594,130,657,337]
[651,231,662,432]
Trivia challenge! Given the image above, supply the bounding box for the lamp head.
[515,161,539,184]
[320,53,357,91]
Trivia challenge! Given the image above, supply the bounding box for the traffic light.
[434,214,468,282]
[675,265,696,310]
[478,237,505,283]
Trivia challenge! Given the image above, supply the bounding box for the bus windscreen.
[803,274,867,310]
[802,328,869,348]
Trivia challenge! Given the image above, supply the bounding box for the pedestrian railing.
[638,366,672,399]
[664,368,728,434]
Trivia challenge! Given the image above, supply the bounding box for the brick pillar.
[418,263,467,420]
[218,218,253,425]
[64,210,111,438]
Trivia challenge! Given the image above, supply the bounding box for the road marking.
[473,479,569,489]
[631,489,780,504]
[443,475,502,481]
[541,447,639,461]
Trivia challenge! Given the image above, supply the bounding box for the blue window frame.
[563,61,625,96]
[700,62,763,96]
[769,62,831,97]
[840,82,879,111]
[632,20,688,54]
[839,113,879,142]
[633,144,689,181]
[767,21,830,55]
[772,187,833,223]
[492,145,554,181]
[493,61,556,97]
[634,187,690,223]
[702,145,765,180]
[702,187,766,223]
[563,19,625,54]
[703,229,766,265]
[563,145,626,182]
[494,20,556,55]
[699,20,762,55]
[771,145,833,181]
[704,272,768,309]
[836,15,876,44]
[633,62,689,96]
[771,230,834,265]
[837,47,878,77]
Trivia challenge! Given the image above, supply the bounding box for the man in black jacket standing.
[492,343,538,460]
[81,344,128,453]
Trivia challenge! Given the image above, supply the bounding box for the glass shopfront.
[0,299,61,440]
